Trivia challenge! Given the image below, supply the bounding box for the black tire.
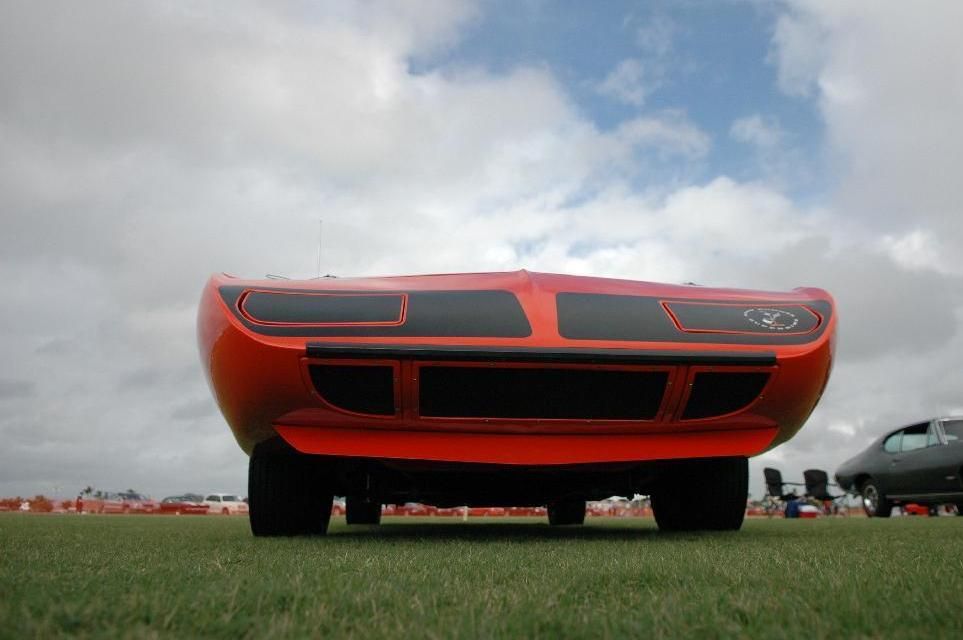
[860,480,892,518]
[249,444,333,536]
[345,496,382,525]
[548,499,586,526]
[651,457,748,532]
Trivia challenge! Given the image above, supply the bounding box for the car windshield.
[942,419,963,442]
[222,495,239,502]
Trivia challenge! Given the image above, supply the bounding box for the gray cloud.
[0,380,35,400]
[171,398,217,422]
[116,368,163,393]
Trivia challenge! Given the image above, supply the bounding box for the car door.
[886,423,930,495]
[890,422,940,496]
[923,419,963,495]
[874,430,903,494]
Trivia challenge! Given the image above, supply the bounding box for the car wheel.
[547,499,586,526]
[651,457,748,532]
[345,496,382,525]
[222,508,230,516]
[860,480,892,518]
[249,440,333,536]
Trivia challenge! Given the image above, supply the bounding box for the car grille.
[308,360,770,423]
[309,364,395,415]
[681,371,770,420]
[418,366,668,420]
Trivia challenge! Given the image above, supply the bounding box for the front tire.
[345,496,382,525]
[548,499,585,526]
[860,480,892,518]
[249,442,333,536]
[651,457,748,532]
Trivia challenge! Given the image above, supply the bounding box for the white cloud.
[730,114,785,148]
[635,15,674,57]
[771,0,963,275]
[614,113,711,158]
[596,58,656,107]
[879,230,945,272]
[769,5,830,97]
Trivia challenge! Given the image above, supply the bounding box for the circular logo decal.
[743,307,799,331]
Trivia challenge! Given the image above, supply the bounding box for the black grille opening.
[681,372,769,420]
[309,365,395,415]
[419,367,667,420]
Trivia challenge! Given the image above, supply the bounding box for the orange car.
[198,270,835,535]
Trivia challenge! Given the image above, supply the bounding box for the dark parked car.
[836,417,963,517]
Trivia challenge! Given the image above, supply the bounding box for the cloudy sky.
[2,0,961,500]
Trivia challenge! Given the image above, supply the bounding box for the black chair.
[764,467,803,501]
[803,469,844,502]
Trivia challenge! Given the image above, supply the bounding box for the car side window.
[900,424,928,452]
[206,495,219,502]
[883,432,901,453]
[942,419,963,443]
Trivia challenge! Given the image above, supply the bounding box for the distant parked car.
[836,417,963,517]
[85,493,125,514]
[203,494,249,515]
[118,492,157,514]
[159,494,209,515]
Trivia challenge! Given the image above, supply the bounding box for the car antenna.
[314,219,337,278]
[316,219,322,279]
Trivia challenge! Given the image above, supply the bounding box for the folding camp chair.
[764,467,804,500]
[763,467,804,516]
[803,469,846,514]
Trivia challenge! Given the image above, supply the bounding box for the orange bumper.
[198,270,835,464]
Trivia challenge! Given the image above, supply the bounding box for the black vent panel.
[681,372,769,420]
[243,292,403,325]
[418,367,667,420]
[309,365,395,416]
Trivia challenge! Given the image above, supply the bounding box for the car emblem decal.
[743,307,800,331]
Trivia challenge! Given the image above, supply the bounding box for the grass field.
[1,514,962,639]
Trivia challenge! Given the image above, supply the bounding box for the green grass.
[1,514,962,639]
